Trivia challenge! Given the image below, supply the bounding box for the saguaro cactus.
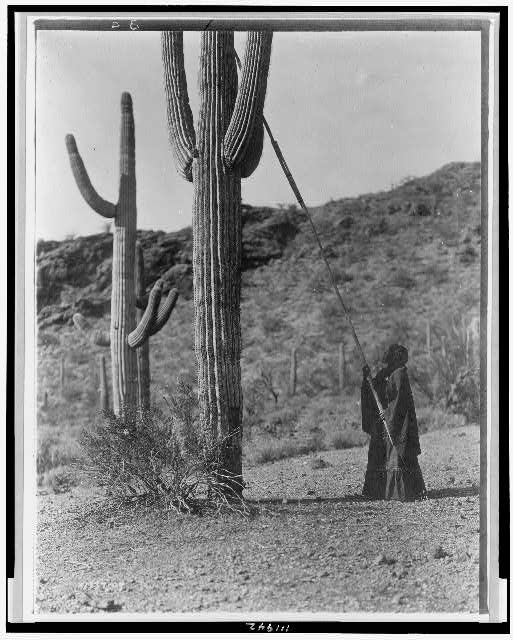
[162,30,273,492]
[131,242,180,408]
[289,347,297,397]
[99,354,110,412]
[66,93,138,415]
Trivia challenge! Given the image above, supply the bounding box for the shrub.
[45,466,79,494]
[329,430,368,450]
[252,431,326,465]
[447,369,480,423]
[416,407,466,434]
[408,312,480,423]
[37,434,79,475]
[460,245,479,264]
[80,379,248,515]
[390,270,416,290]
[261,313,287,335]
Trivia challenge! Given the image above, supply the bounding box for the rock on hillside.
[36,161,481,337]
[37,205,300,328]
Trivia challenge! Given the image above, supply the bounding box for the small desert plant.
[44,466,80,494]
[409,312,479,422]
[390,270,416,290]
[252,432,327,465]
[329,430,368,450]
[37,434,80,475]
[416,406,466,434]
[80,380,249,515]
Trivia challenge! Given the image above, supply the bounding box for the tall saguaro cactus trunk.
[66,93,138,416]
[162,31,273,494]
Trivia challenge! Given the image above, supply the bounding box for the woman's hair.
[383,343,408,367]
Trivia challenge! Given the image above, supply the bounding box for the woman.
[361,344,426,501]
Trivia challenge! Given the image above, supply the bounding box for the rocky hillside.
[37,161,481,443]
[37,204,299,327]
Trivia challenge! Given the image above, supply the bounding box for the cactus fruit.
[289,347,297,396]
[66,92,138,415]
[161,30,273,492]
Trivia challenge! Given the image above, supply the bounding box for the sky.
[35,29,481,240]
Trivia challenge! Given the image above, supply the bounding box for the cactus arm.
[223,32,273,177]
[128,279,163,349]
[161,32,197,182]
[149,289,179,336]
[65,134,116,218]
[238,121,264,179]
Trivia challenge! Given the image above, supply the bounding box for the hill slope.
[37,161,481,455]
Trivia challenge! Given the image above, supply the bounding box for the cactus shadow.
[246,484,479,507]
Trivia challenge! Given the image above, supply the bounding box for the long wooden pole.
[234,51,396,449]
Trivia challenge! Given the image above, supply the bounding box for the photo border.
[7,4,508,632]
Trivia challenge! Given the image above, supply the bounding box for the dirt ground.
[36,425,480,615]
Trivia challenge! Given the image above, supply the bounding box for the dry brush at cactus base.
[37,161,481,484]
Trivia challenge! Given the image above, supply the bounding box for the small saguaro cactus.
[66,92,138,416]
[161,30,273,493]
[289,347,297,397]
[131,242,180,408]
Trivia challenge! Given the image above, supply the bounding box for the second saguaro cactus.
[162,30,273,492]
[66,93,138,416]
[132,242,180,409]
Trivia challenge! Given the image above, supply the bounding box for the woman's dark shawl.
[361,365,425,500]
[361,365,420,458]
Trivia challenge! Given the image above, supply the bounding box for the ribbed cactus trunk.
[110,95,138,415]
[289,347,297,396]
[66,93,138,416]
[193,33,242,481]
[135,242,151,410]
[426,320,431,357]
[99,354,109,413]
[162,31,273,494]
